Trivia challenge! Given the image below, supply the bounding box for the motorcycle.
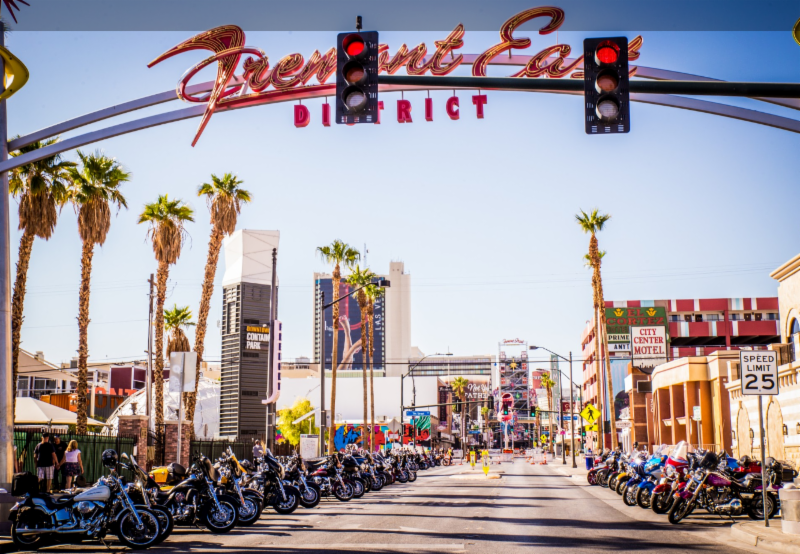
[633,447,667,509]
[251,449,302,514]
[214,448,264,525]
[307,454,355,501]
[667,451,784,524]
[283,455,321,508]
[117,452,174,545]
[147,454,240,533]
[10,449,161,550]
[651,442,692,515]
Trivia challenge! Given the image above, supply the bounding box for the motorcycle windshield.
[670,441,689,463]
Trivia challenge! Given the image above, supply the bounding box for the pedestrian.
[33,433,58,493]
[52,435,67,490]
[63,440,84,489]
[253,439,264,460]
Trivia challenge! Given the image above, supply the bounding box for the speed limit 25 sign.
[740,351,779,396]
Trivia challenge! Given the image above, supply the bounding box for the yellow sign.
[586,424,598,432]
[470,451,476,468]
[483,463,490,475]
[794,17,800,46]
[580,403,601,423]
[0,46,28,101]
[540,434,548,442]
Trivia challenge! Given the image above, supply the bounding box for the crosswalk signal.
[336,22,379,124]
[583,37,630,134]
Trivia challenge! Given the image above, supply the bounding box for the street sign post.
[740,350,779,528]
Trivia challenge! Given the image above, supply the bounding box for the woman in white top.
[63,440,83,489]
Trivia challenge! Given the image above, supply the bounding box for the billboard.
[605,307,668,339]
[630,325,668,373]
[317,279,385,372]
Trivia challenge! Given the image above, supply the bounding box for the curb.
[731,523,800,554]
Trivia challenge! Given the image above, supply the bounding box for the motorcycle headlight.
[665,465,676,477]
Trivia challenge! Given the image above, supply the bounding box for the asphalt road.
[2,458,758,554]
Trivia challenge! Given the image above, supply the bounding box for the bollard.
[780,486,800,534]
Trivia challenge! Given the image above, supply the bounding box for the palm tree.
[344,265,375,450]
[541,372,557,453]
[139,195,194,436]
[316,240,360,453]
[190,174,251,430]
[451,376,469,450]
[364,283,385,451]
[9,138,74,412]
[583,250,606,448]
[165,304,195,355]
[576,209,617,449]
[67,150,130,433]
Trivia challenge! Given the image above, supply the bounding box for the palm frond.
[138,194,194,265]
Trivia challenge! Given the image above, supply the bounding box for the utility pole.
[0,21,13,488]
[266,248,277,451]
[146,274,155,431]
[318,289,326,457]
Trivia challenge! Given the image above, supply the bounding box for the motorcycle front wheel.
[203,500,238,533]
[407,470,417,482]
[587,472,597,485]
[397,470,409,484]
[651,491,673,514]
[371,475,384,491]
[236,495,263,526]
[636,488,652,509]
[351,479,365,498]
[333,482,354,502]
[117,507,161,548]
[138,504,173,545]
[273,489,301,514]
[623,485,638,506]
[667,498,693,524]
[443,459,451,466]
[299,484,321,508]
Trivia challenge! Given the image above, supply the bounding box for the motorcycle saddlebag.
[12,472,37,496]
[149,466,169,484]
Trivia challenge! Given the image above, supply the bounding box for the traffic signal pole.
[377,75,800,98]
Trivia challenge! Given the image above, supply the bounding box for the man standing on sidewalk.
[52,435,67,490]
[33,433,58,493]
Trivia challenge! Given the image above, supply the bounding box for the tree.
[365,283,385,451]
[316,240,360,453]
[451,376,469,450]
[344,265,376,451]
[9,138,73,414]
[277,397,319,447]
[576,208,617,449]
[541,372,557,453]
[190,173,250,432]
[165,304,194,355]
[68,150,130,433]
[139,195,194,436]
[583,250,606,450]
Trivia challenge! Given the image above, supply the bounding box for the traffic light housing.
[583,37,630,134]
[530,407,537,418]
[336,30,379,124]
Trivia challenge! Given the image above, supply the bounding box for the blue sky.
[8,16,800,376]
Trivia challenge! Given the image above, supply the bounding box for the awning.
[15,397,104,426]
[18,350,77,382]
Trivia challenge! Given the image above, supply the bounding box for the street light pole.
[401,352,452,451]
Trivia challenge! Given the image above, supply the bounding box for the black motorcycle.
[146,454,240,533]
[10,449,161,550]
[214,448,264,526]
[250,449,302,514]
[283,455,321,508]
[117,452,174,545]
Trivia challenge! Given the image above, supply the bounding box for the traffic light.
[583,37,630,134]
[530,407,537,418]
[336,27,379,124]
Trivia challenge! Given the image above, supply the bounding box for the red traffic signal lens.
[343,60,368,85]
[342,34,366,57]
[595,41,620,65]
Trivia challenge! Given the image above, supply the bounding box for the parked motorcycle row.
[586,440,798,524]
[9,445,443,549]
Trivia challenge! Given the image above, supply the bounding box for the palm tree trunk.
[368,309,375,452]
[548,387,554,454]
[360,306,368,451]
[154,261,169,438]
[595,261,618,449]
[328,265,341,454]
[75,239,95,434]
[189,225,223,437]
[592,291,604,449]
[11,229,35,415]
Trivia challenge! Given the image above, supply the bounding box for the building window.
[670,315,681,322]
[755,313,763,321]
[744,313,752,321]
[684,314,692,322]
[706,314,721,321]
[790,319,800,363]
[767,313,778,320]
[694,314,703,322]
[730,313,741,321]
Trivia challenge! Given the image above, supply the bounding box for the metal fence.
[189,439,256,463]
[14,431,136,484]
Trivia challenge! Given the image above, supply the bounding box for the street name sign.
[405,410,431,417]
[740,351,779,396]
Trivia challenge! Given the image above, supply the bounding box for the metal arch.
[3,57,799,173]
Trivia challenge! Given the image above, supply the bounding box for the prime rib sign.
[149,6,643,145]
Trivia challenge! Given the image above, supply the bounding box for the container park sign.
[605,307,668,339]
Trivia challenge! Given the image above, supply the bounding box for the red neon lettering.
[269,53,305,89]
[397,99,413,123]
[472,7,565,77]
[425,97,433,121]
[294,104,310,127]
[322,102,331,127]
[375,100,384,124]
[472,95,487,118]
[446,96,460,119]
[429,25,465,76]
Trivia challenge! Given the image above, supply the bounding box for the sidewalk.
[732,522,800,554]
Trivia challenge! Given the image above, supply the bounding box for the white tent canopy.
[15,397,104,426]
